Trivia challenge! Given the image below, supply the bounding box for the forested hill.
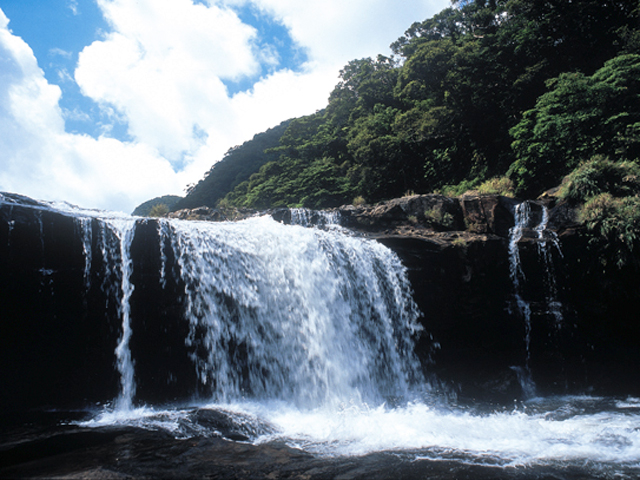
[173,0,640,211]
[171,120,290,211]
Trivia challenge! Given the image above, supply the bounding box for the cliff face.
[333,193,640,400]
[2,192,640,412]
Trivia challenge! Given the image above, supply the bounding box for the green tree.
[509,54,640,195]
[148,203,169,217]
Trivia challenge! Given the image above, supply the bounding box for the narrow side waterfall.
[508,202,536,397]
[76,217,93,290]
[106,219,137,410]
[71,211,139,410]
[508,201,564,397]
[534,205,564,325]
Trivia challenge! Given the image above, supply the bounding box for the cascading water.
[508,202,537,397]
[103,218,137,411]
[290,207,341,228]
[167,216,423,407]
[534,205,564,325]
[508,201,565,398]
[75,217,93,290]
[3,195,640,479]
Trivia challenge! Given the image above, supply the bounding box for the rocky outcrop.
[2,191,640,412]
[360,194,640,400]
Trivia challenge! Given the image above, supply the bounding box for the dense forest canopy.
[171,0,640,211]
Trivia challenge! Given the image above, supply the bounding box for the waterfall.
[0,195,424,411]
[508,201,564,397]
[16,201,422,410]
[87,215,138,410]
[508,202,536,397]
[168,216,423,407]
[157,219,171,289]
[534,206,564,325]
[290,208,341,228]
[76,217,93,291]
[108,219,137,411]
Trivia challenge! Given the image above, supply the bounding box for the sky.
[0,0,449,213]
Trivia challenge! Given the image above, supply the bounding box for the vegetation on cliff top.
[165,0,639,213]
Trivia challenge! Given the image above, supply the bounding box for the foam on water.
[78,396,640,474]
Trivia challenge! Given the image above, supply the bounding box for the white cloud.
[224,0,449,67]
[68,0,79,16]
[49,47,73,59]
[1,0,450,212]
[0,9,182,213]
[76,0,260,160]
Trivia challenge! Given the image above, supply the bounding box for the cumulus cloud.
[0,9,182,212]
[76,0,258,160]
[223,0,448,66]
[1,0,449,212]
[73,0,344,184]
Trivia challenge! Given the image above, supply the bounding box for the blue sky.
[0,0,448,212]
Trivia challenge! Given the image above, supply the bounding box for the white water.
[82,396,640,474]
[507,202,566,397]
[5,195,640,476]
[508,202,536,396]
[290,207,342,229]
[534,205,564,325]
[75,217,93,290]
[168,215,423,407]
[104,218,137,410]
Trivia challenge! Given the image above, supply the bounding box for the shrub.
[438,178,482,197]
[424,207,455,230]
[580,193,640,269]
[353,195,366,206]
[452,236,468,248]
[559,157,640,203]
[477,177,515,197]
[148,203,169,217]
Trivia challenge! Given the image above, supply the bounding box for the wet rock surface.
[0,420,607,480]
[3,192,640,408]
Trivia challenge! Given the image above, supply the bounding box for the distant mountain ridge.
[132,195,182,216]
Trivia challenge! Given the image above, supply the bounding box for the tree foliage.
[172,0,640,210]
[509,54,640,195]
[580,194,640,270]
[559,157,640,204]
[172,120,290,210]
[132,195,182,216]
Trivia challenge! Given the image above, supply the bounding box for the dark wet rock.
[0,422,610,480]
[2,192,640,409]
[337,194,465,232]
[167,206,227,221]
[188,408,275,442]
[459,194,518,237]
